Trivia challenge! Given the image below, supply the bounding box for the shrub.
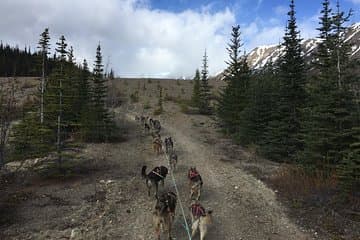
[143,101,151,109]
[129,91,139,103]
[153,108,163,115]
[179,102,189,113]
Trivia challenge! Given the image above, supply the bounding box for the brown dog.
[153,138,163,155]
[190,202,213,240]
[153,191,177,240]
[188,167,203,200]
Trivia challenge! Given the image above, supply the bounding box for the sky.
[1,0,359,78]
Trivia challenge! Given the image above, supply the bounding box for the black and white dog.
[141,166,168,197]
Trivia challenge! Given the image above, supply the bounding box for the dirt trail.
[125,103,313,240]
[1,104,313,240]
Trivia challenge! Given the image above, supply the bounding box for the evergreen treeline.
[2,28,118,170]
[217,0,359,194]
[0,42,58,77]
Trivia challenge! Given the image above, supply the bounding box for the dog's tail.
[141,166,147,179]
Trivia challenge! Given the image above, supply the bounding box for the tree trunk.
[337,49,342,89]
[57,64,63,168]
[41,55,45,124]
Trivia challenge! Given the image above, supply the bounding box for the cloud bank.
[0,0,235,78]
[0,0,327,78]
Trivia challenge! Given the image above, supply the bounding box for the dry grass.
[269,164,338,198]
[268,165,360,239]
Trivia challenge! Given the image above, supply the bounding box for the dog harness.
[152,170,164,179]
[191,203,205,217]
[189,169,200,180]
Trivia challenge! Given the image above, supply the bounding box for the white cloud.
[0,0,235,78]
[274,5,288,15]
[241,13,320,53]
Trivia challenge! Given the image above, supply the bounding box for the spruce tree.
[266,0,306,161]
[338,126,360,194]
[239,63,278,146]
[10,113,54,161]
[199,50,211,114]
[218,25,250,135]
[88,44,113,142]
[37,28,50,124]
[191,69,201,108]
[302,0,356,171]
[79,59,92,139]
[55,36,67,168]
[63,46,78,129]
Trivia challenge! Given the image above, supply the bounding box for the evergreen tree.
[37,28,50,124]
[55,36,67,167]
[265,0,306,161]
[87,44,114,142]
[239,63,278,146]
[301,0,356,171]
[63,46,79,129]
[10,113,54,161]
[338,126,360,194]
[109,68,115,80]
[199,50,211,114]
[191,69,201,108]
[78,59,92,139]
[218,25,250,134]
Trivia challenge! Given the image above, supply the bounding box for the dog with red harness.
[188,167,203,200]
[190,201,213,240]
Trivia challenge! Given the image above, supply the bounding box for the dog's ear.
[207,210,213,215]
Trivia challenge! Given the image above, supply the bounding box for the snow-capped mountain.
[246,22,360,70]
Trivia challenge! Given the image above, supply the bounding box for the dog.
[141,166,168,197]
[164,137,174,154]
[153,120,161,133]
[169,152,177,171]
[153,138,163,155]
[153,191,177,240]
[157,191,177,219]
[149,118,154,128]
[144,123,151,133]
[151,132,161,140]
[190,201,213,240]
[188,167,203,200]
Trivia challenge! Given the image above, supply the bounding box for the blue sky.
[151,0,360,24]
[1,0,359,77]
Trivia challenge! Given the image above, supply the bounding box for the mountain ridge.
[247,22,360,69]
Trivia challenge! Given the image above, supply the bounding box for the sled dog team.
[136,115,213,240]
